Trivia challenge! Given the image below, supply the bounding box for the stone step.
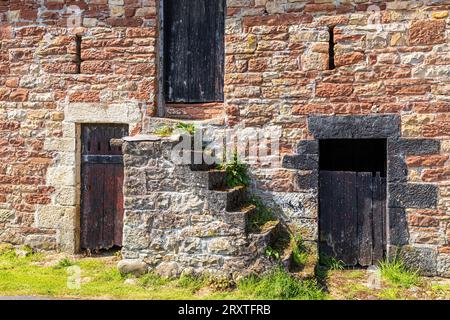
[206,185,247,212]
[280,247,294,272]
[248,220,281,250]
[207,169,228,190]
[220,205,256,233]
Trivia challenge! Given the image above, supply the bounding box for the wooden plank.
[357,172,373,266]
[341,172,358,266]
[164,0,225,102]
[319,171,334,259]
[332,172,345,263]
[102,163,116,249]
[372,172,386,264]
[114,164,124,246]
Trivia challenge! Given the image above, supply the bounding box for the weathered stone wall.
[0,1,157,251]
[221,1,450,276]
[0,1,449,276]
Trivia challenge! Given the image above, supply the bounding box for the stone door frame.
[285,115,440,261]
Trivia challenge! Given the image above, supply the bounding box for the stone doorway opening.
[318,139,387,267]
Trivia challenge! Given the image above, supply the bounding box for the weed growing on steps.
[153,124,174,137]
[175,122,196,135]
[237,267,326,300]
[246,196,278,232]
[379,258,420,288]
[218,151,250,188]
[291,235,309,266]
[153,122,196,137]
[264,246,281,260]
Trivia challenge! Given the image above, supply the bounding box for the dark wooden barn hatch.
[164,0,225,103]
[80,124,128,251]
[319,139,387,267]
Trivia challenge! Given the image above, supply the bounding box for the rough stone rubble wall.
[0,0,157,251]
[121,137,274,278]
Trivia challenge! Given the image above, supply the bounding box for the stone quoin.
[0,1,449,278]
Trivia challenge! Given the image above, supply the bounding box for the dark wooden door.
[164,0,225,103]
[80,124,128,250]
[319,171,386,266]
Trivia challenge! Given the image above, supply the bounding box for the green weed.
[379,258,420,288]
[237,267,326,300]
[218,151,250,188]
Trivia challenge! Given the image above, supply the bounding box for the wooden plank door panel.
[164,0,225,103]
[319,171,386,267]
[81,124,128,250]
[372,173,386,264]
[357,172,373,267]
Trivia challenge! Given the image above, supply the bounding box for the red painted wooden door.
[80,124,128,250]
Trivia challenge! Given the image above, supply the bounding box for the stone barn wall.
[0,1,449,276]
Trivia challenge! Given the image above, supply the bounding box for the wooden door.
[319,171,386,266]
[164,0,225,103]
[80,124,128,250]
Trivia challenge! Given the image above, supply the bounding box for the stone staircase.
[187,145,295,275]
[120,119,301,279]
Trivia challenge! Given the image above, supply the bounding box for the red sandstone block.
[25,194,51,205]
[335,52,365,67]
[107,17,143,27]
[42,62,78,74]
[421,168,450,182]
[409,20,446,46]
[80,61,113,74]
[407,155,449,167]
[20,9,38,20]
[243,14,313,28]
[316,83,353,97]
[125,28,155,38]
[376,66,411,79]
[439,246,450,254]
[304,4,335,12]
[413,102,450,114]
[9,88,29,102]
[423,122,450,138]
[408,215,440,227]
[69,91,100,103]
[386,85,431,96]
[14,26,46,37]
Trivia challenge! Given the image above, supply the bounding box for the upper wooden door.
[164,0,225,103]
[80,124,128,250]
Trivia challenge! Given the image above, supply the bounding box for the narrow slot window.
[75,35,82,74]
[328,27,335,70]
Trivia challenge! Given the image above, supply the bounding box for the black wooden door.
[319,171,386,266]
[80,124,128,250]
[164,0,225,103]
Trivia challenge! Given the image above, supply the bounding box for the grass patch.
[319,255,345,271]
[291,235,309,267]
[378,287,402,300]
[379,258,420,288]
[175,122,196,135]
[238,267,326,300]
[247,196,278,233]
[153,124,174,137]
